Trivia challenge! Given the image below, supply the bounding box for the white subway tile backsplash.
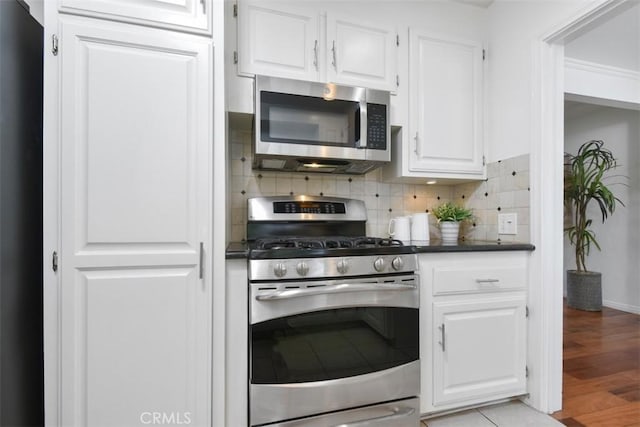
[227,132,530,243]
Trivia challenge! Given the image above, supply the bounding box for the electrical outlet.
[498,213,517,235]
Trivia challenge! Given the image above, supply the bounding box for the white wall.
[565,3,640,72]
[486,0,604,162]
[564,106,640,313]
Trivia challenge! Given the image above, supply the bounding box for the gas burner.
[255,237,325,250]
[352,237,403,248]
[254,236,405,251]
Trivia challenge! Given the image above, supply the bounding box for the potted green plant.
[564,140,624,311]
[432,202,473,243]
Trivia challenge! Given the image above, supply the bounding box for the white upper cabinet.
[236,0,398,92]
[52,16,212,426]
[59,0,212,34]
[384,28,484,183]
[326,14,397,91]
[238,1,319,81]
[409,29,484,177]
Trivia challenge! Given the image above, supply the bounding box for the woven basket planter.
[566,270,602,311]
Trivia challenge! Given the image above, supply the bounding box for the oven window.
[251,307,418,384]
[260,91,360,147]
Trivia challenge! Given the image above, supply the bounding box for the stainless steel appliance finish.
[248,195,367,223]
[247,196,420,427]
[263,397,420,427]
[251,364,420,426]
[254,75,391,174]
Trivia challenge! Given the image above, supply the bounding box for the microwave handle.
[358,99,367,148]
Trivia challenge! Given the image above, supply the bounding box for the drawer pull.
[438,324,445,352]
[475,279,500,284]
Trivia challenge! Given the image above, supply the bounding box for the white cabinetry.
[236,1,397,92]
[384,29,484,183]
[325,13,397,91]
[59,0,212,34]
[45,15,212,427]
[237,1,318,81]
[419,252,529,414]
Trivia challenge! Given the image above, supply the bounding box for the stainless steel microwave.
[253,75,391,174]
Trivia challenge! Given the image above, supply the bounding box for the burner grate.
[254,236,404,250]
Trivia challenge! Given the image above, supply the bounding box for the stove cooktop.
[254,236,403,250]
[249,236,414,259]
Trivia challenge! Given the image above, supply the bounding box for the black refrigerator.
[0,1,44,425]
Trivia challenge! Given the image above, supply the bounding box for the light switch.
[498,213,517,235]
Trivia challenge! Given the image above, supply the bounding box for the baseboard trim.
[603,300,640,314]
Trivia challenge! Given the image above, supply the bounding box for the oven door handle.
[255,282,416,301]
[332,406,416,427]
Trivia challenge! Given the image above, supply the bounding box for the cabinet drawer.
[433,265,526,295]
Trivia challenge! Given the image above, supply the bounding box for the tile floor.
[421,401,564,426]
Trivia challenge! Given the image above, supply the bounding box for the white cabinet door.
[56,16,211,427]
[326,14,397,92]
[59,0,211,34]
[409,29,484,177]
[238,0,319,81]
[432,295,527,406]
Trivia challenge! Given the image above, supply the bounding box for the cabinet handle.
[438,323,445,352]
[476,278,500,288]
[331,40,337,68]
[199,242,204,279]
[200,0,205,14]
[413,132,419,155]
[313,40,318,70]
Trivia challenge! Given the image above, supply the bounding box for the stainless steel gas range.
[247,196,420,427]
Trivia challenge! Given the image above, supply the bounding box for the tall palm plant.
[564,140,624,272]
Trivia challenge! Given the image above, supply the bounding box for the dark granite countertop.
[413,239,535,253]
[225,240,534,259]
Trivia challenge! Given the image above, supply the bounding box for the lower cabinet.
[432,294,527,406]
[419,252,529,414]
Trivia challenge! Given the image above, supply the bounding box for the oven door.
[249,275,419,426]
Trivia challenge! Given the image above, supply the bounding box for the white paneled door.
[326,14,397,92]
[432,295,527,406]
[238,1,319,81]
[409,29,484,177]
[55,16,211,427]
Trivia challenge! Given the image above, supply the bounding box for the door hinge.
[396,75,399,87]
[482,155,486,166]
[233,2,238,17]
[52,251,58,272]
[233,51,238,64]
[482,48,486,61]
[525,366,529,378]
[51,34,59,56]
[396,34,400,46]
[526,305,529,318]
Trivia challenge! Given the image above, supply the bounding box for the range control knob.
[273,262,287,278]
[391,256,404,271]
[336,259,349,275]
[296,261,309,277]
[373,257,386,272]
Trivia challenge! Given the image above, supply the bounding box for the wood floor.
[552,303,640,426]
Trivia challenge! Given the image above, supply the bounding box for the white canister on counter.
[388,216,411,244]
[410,212,430,245]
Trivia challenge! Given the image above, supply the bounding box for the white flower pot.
[440,221,460,243]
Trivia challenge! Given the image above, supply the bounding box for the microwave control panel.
[366,103,387,150]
